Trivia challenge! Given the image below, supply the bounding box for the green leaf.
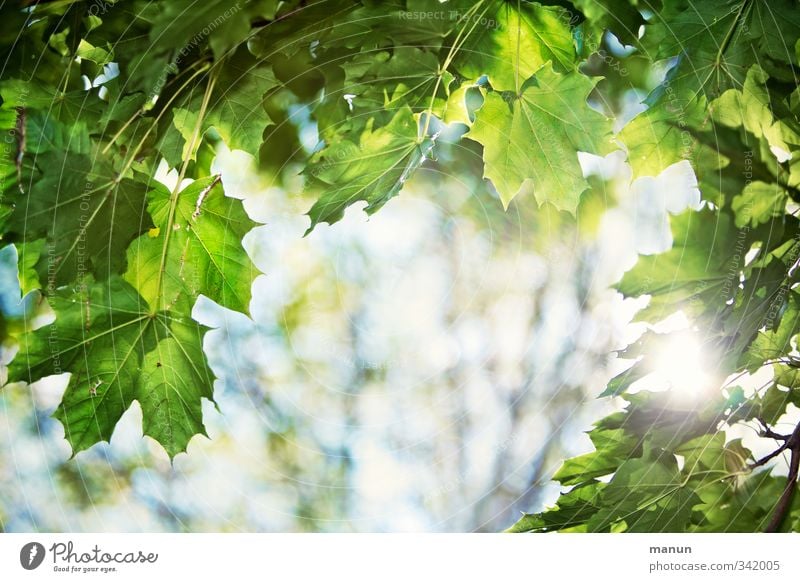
[507,481,606,532]
[304,107,428,232]
[8,277,154,454]
[161,52,278,162]
[125,175,257,315]
[675,432,751,475]
[570,0,644,46]
[247,1,369,59]
[643,0,755,99]
[85,2,172,96]
[0,80,104,128]
[618,97,705,178]
[149,0,279,60]
[598,360,647,397]
[775,363,800,388]
[747,0,800,67]
[16,239,45,297]
[453,0,576,92]
[7,275,218,458]
[744,291,800,371]
[553,428,640,485]
[589,453,687,532]
[7,168,259,458]
[466,64,612,211]
[711,65,800,159]
[23,111,91,154]
[138,318,215,458]
[75,39,113,66]
[343,47,444,113]
[693,471,788,532]
[617,208,737,322]
[756,384,800,425]
[6,153,153,286]
[732,181,787,228]
[442,82,478,126]
[620,0,760,178]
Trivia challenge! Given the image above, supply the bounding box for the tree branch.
[751,441,790,468]
[758,418,790,441]
[765,422,800,532]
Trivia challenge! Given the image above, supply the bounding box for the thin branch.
[750,441,790,468]
[758,418,790,441]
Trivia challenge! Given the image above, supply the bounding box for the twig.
[758,418,790,441]
[750,441,790,468]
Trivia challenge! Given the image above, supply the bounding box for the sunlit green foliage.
[509,0,800,533]
[0,0,798,533]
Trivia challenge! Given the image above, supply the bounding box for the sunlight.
[652,332,714,400]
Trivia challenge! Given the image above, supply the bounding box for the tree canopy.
[1,0,799,532]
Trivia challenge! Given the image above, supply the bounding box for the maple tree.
[0,0,799,532]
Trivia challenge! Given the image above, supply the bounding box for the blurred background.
[0,147,705,532]
[0,35,708,531]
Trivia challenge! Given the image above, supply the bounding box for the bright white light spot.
[652,332,713,400]
[770,145,793,164]
[652,309,690,334]
[92,62,119,87]
[153,158,193,192]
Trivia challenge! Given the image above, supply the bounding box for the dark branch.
[758,418,790,441]
[751,441,790,469]
[765,422,800,532]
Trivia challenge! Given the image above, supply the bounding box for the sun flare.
[651,332,715,400]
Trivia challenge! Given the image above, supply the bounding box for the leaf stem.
[419,0,491,141]
[102,64,210,156]
[151,68,218,313]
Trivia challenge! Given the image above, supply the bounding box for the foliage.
[0,0,799,532]
[507,0,800,533]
